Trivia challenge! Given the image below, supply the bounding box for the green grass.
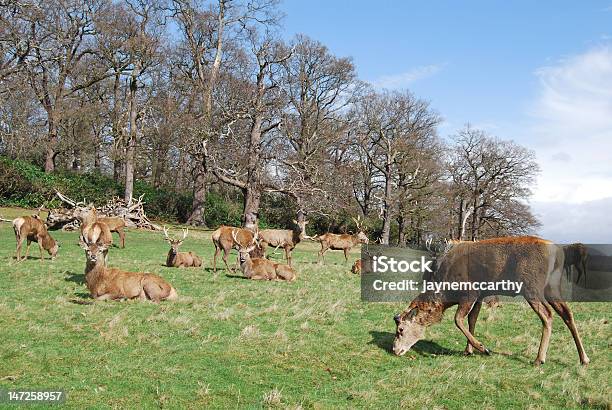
[0,207,610,409]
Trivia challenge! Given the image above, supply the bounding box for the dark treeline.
[0,0,540,244]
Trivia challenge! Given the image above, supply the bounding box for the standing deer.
[163,226,202,268]
[392,236,590,366]
[76,206,113,265]
[563,243,588,285]
[211,226,259,272]
[257,219,310,265]
[232,231,297,281]
[80,237,177,301]
[315,216,369,264]
[12,215,59,261]
[47,207,126,247]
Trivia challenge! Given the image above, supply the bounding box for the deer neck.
[41,233,55,250]
[240,255,254,277]
[84,258,105,288]
[166,249,177,266]
[82,212,97,227]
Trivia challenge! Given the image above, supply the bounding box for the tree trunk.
[397,215,407,247]
[44,118,58,173]
[380,163,393,245]
[124,71,138,201]
[243,183,260,230]
[187,159,207,226]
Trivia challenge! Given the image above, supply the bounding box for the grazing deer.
[211,225,259,272]
[232,231,297,281]
[393,236,590,366]
[163,226,202,268]
[80,237,178,301]
[351,259,362,274]
[315,217,369,264]
[563,243,588,285]
[257,219,310,265]
[12,215,59,261]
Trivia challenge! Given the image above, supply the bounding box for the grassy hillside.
[0,207,610,409]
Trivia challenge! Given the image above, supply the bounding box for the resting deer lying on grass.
[80,237,178,301]
[12,215,59,261]
[211,226,259,272]
[351,259,362,274]
[393,236,590,366]
[232,231,297,281]
[257,219,311,266]
[163,226,202,268]
[563,243,588,285]
[315,216,369,264]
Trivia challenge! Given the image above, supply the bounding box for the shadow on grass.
[368,330,461,356]
[64,271,85,285]
[225,274,249,280]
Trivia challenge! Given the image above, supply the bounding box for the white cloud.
[529,46,612,204]
[527,46,612,242]
[532,198,612,243]
[372,64,445,89]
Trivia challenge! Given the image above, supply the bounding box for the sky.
[280,0,612,243]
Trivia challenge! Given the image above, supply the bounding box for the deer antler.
[182,228,188,240]
[231,229,241,248]
[162,226,172,242]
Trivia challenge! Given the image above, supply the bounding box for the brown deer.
[50,206,126,248]
[315,216,369,264]
[563,243,588,285]
[232,231,297,281]
[12,215,59,261]
[163,226,202,268]
[257,219,310,265]
[76,206,113,264]
[211,226,259,272]
[80,237,178,301]
[351,259,362,274]
[392,236,590,366]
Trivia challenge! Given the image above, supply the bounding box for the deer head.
[352,216,369,244]
[79,236,108,265]
[163,226,188,254]
[232,229,258,264]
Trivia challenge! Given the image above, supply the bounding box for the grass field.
[0,207,610,409]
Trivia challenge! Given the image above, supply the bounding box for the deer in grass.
[232,231,297,281]
[163,226,202,268]
[75,206,113,263]
[211,226,261,272]
[351,259,362,274]
[563,243,588,285]
[12,215,59,261]
[79,236,178,301]
[315,216,369,264]
[50,206,126,248]
[392,236,590,366]
[257,219,311,266]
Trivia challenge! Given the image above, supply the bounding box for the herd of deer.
[7,209,370,299]
[5,207,593,366]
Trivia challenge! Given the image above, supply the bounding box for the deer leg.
[285,247,290,265]
[15,237,23,261]
[455,299,490,355]
[343,249,348,263]
[318,245,327,264]
[213,246,219,272]
[24,240,32,260]
[117,229,125,248]
[38,241,44,261]
[574,264,583,285]
[545,296,590,365]
[464,299,483,355]
[526,298,553,365]
[222,248,232,272]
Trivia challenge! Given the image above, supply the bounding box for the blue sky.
[280,1,612,242]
